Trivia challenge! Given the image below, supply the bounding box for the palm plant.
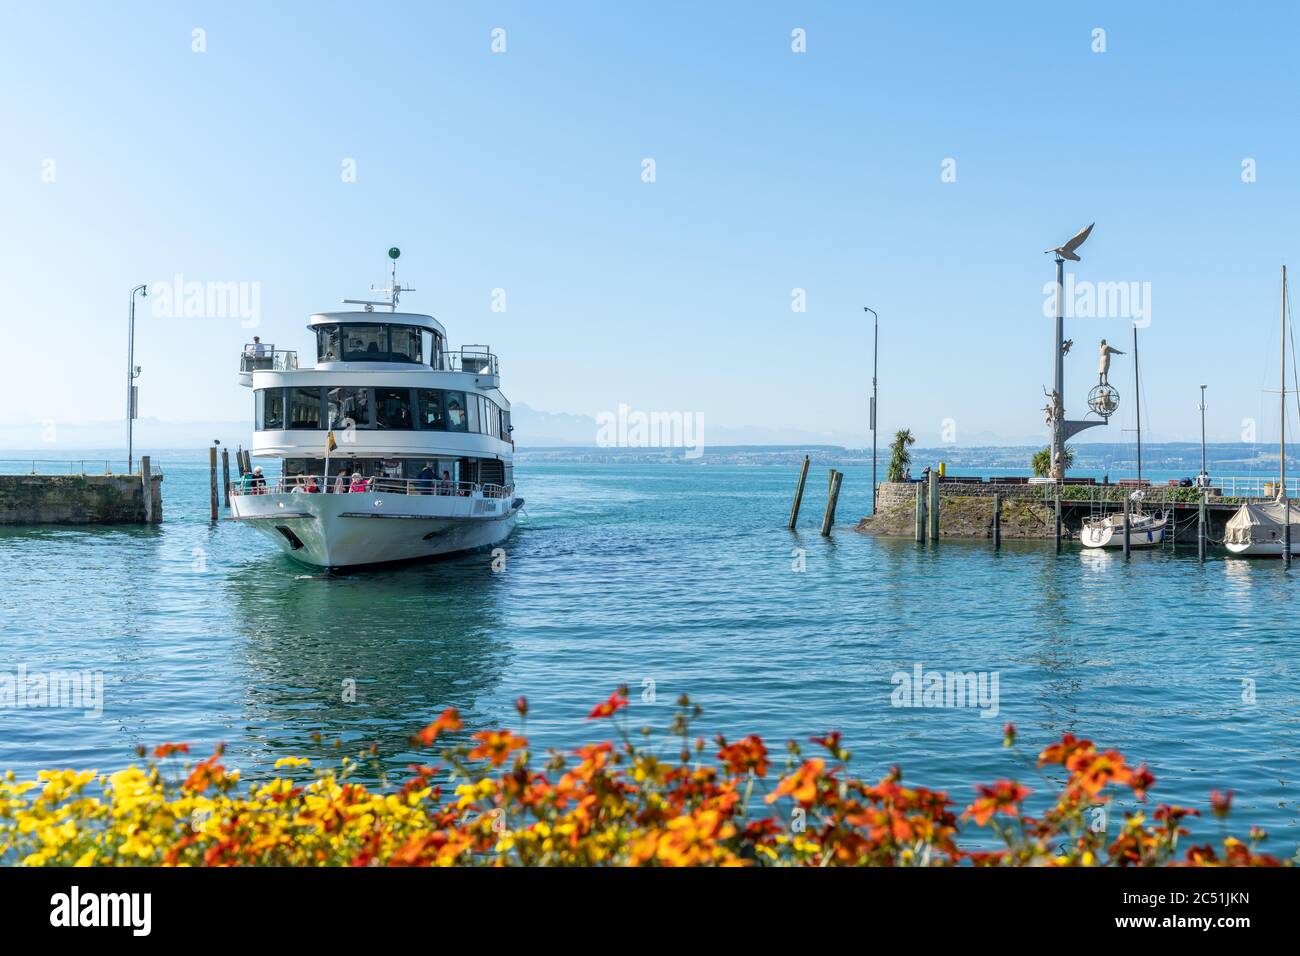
[887,429,915,482]
[1031,445,1074,477]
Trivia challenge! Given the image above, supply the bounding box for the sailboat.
[1225,265,1300,557]
[1080,326,1168,549]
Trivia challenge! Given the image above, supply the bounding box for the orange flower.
[715,735,769,777]
[964,780,1031,826]
[1038,733,1095,767]
[1002,723,1016,748]
[152,743,190,759]
[1209,790,1234,819]
[587,690,629,720]
[412,707,463,747]
[468,730,528,766]
[766,758,825,806]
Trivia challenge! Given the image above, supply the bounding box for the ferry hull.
[231,491,522,568]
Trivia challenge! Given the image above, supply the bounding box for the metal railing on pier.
[918,475,1300,506]
[0,459,163,477]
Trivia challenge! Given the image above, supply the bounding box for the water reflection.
[223,555,511,778]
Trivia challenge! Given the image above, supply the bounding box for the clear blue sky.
[3,1,1299,447]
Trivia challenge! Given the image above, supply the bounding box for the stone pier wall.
[860,481,1058,539]
[0,474,164,525]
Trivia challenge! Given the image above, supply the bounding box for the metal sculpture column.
[1043,223,1111,482]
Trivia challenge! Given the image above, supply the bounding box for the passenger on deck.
[349,473,370,493]
[250,466,266,494]
[303,475,320,493]
[334,468,351,494]
[417,463,434,493]
[438,470,452,495]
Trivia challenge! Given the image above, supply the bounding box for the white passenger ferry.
[229,251,522,568]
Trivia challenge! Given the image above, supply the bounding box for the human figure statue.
[1098,339,1124,385]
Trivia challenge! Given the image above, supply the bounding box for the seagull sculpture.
[1045,222,1094,261]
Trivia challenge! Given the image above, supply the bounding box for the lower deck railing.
[231,476,512,499]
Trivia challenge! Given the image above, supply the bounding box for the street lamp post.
[1199,384,1208,485]
[865,306,879,513]
[127,284,148,473]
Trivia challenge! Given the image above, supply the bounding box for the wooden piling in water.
[820,469,843,536]
[992,492,1001,548]
[208,445,219,522]
[928,470,939,542]
[788,455,810,530]
[914,482,925,542]
[1122,505,1131,558]
[221,448,231,507]
[140,456,153,524]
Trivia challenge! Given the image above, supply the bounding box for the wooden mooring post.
[221,448,231,507]
[927,469,939,542]
[140,456,153,524]
[914,482,926,542]
[208,445,219,522]
[1122,505,1131,558]
[788,455,810,529]
[992,492,1001,548]
[820,469,843,536]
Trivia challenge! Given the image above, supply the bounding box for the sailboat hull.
[1080,515,1167,549]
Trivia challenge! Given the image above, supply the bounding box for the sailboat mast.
[1282,265,1288,501]
[1134,325,1141,486]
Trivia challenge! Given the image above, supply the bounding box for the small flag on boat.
[326,431,337,454]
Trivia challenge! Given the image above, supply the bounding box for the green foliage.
[887,429,915,482]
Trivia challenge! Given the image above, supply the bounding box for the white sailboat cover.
[1224,501,1300,545]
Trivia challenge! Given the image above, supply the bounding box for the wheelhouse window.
[287,387,322,429]
[390,326,422,363]
[444,391,469,432]
[417,389,446,429]
[327,386,371,429]
[375,388,413,429]
[316,325,341,362]
[261,388,285,430]
[343,325,388,360]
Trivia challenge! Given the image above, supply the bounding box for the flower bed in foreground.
[0,690,1285,866]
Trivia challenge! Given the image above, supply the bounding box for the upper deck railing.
[240,346,298,372]
[441,347,498,375]
[240,344,497,376]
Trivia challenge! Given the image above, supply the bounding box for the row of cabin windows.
[315,323,445,366]
[256,386,510,439]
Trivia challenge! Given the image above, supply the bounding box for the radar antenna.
[343,247,416,312]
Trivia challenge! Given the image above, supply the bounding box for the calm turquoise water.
[1,454,1297,854]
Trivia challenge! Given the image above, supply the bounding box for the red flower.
[152,743,190,759]
[1209,789,1234,819]
[515,696,529,717]
[964,780,1031,826]
[587,690,629,720]
[412,707,463,747]
[1002,723,1016,748]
